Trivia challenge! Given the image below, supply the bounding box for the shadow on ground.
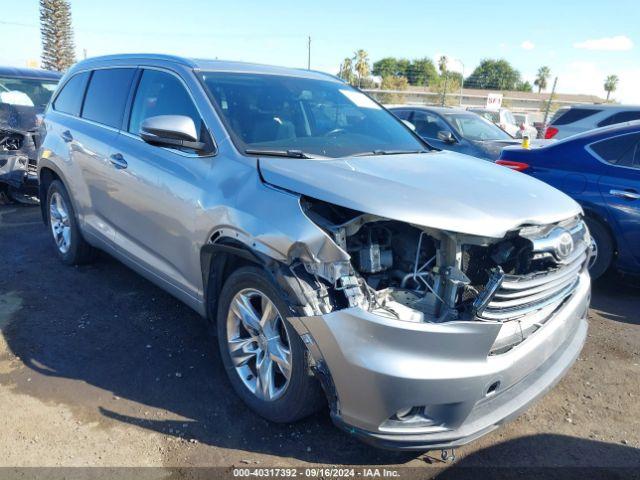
[1,205,638,467]
[436,434,640,479]
[590,270,640,326]
[0,205,412,465]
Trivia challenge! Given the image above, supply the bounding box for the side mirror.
[140,115,207,151]
[437,130,456,144]
[402,119,416,131]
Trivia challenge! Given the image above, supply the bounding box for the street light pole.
[307,36,311,70]
[459,60,465,106]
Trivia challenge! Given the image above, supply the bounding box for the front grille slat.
[481,219,589,354]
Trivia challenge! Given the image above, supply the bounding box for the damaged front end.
[0,110,40,203]
[299,197,589,347]
[285,196,591,448]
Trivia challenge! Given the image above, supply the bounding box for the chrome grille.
[479,219,590,354]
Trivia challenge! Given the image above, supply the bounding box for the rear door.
[589,132,640,265]
[74,68,137,242]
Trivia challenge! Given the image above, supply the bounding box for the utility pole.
[543,76,558,125]
[307,36,311,70]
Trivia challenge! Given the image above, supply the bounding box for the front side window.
[82,68,135,128]
[411,111,451,139]
[52,72,89,116]
[590,133,640,167]
[444,113,512,141]
[128,69,201,137]
[199,72,425,158]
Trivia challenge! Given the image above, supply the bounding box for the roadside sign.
[486,93,503,111]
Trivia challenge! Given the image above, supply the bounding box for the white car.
[545,104,640,139]
[513,113,539,139]
[467,107,519,137]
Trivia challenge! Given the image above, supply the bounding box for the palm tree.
[438,55,448,75]
[353,49,370,87]
[534,66,551,93]
[604,74,619,101]
[338,58,354,84]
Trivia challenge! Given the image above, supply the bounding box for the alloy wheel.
[226,288,292,401]
[49,191,71,254]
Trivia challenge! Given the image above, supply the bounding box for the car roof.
[68,53,343,83]
[564,103,640,110]
[553,120,640,144]
[386,105,472,115]
[0,66,62,80]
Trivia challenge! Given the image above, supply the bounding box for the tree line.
[338,52,620,100]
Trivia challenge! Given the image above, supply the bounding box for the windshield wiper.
[351,149,429,157]
[245,149,315,159]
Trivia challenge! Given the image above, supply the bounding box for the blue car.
[387,105,529,160]
[497,121,640,279]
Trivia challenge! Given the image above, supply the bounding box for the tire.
[46,179,96,265]
[216,266,325,423]
[585,216,614,281]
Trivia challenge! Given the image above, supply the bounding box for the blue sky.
[2,0,639,102]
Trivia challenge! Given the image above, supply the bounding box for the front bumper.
[293,270,590,450]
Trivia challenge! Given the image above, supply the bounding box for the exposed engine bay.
[301,197,591,350]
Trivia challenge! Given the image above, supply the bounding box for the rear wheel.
[46,180,95,265]
[216,266,325,423]
[585,217,613,280]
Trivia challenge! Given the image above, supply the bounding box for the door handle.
[109,153,128,169]
[610,189,640,200]
[61,130,73,143]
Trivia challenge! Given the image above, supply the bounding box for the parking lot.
[1,203,639,476]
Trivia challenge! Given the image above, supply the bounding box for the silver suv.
[38,54,591,450]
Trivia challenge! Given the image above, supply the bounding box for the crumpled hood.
[259,150,582,238]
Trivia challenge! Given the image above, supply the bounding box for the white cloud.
[573,35,633,51]
[556,61,640,104]
[520,40,535,50]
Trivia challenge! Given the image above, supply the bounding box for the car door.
[105,68,215,300]
[589,132,640,265]
[73,68,137,243]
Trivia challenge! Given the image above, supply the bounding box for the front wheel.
[216,266,325,423]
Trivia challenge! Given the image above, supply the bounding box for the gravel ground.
[1,204,639,478]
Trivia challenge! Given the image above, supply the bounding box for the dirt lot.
[1,204,639,478]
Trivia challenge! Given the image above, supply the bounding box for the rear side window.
[128,69,201,137]
[82,68,135,128]
[589,133,640,167]
[52,72,89,116]
[597,111,640,127]
[552,108,600,126]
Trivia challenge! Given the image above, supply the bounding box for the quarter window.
[81,68,135,128]
[590,133,640,167]
[52,72,89,116]
[128,69,201,137]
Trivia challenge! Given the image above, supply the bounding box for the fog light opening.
[486,381,500,397]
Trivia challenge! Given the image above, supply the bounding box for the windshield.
[443,113,513,141]
[0,76,58,114]
[199,72,426,158]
